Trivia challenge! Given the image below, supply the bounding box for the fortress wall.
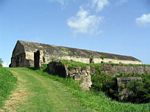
[47,61,150,91]
[91,64,150,75]
[26,52,34,60]
[58,56,142,65]
[93,58,142,65]
[25,51,142,67]
[59,56,90,63]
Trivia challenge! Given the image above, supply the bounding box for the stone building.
[10,40,142,67]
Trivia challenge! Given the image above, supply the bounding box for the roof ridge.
[16,40,141,62]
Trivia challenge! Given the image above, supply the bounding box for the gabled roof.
[18,40,141,62]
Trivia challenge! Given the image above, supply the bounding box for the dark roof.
[18,40,141,62]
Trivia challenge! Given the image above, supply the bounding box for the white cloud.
[91,0,109,12]
[55,0,65,5]
[49,0,75,6]
[117,0,128,5]
[136,13,150,26]
[67,7,103,34]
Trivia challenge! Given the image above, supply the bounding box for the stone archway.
[34,50,40,69]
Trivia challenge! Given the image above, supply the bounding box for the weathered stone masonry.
[47,61,150,90]
[94,64,150,75]
[47,61,92,90]
[10,40,150,91]
[10,40,142,67]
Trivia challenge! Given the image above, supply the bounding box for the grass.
[36,69,150,112]
[8,68,93,112]
[0,67,149,112]
[0,67,17,107]
[61,60,89,69]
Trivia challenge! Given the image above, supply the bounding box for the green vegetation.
[0,68,149,112]
[0,68,17,107]
[61,60,89,69]
[126,79,150,103]
[36,69,150,112]
[7,68,93,112]
[0,58,3,67]
[92,70,150,103]
[45,60,150,104]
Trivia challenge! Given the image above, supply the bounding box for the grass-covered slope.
[0,67,149,112]
[0,68,17,107]
[7,68,93,112]
[37,70,150,112]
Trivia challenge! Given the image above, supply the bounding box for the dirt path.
[0,68,94,112]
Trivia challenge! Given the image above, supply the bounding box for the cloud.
[136,13,150,26]
[49,0,75,6]
[55,0,65,5]
[67,7,103,35]
[116,0,128,6]
[91,0,109,12]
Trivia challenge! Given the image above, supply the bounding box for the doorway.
[34,50,40,68]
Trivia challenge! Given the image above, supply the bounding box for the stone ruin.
[10,40,142,68]
[47,61,92,90]
[10,40,149,93]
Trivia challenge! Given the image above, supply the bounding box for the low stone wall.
[47,61,150,91]
[47,61,92,90]
[92,64,150,75]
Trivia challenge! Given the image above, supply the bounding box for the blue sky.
[0,0,150,66]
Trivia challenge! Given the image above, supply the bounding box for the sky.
[0,0,150,66]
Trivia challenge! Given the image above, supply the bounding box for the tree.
[0,58,3,67]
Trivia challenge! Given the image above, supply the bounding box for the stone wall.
[92,64,150,75]
[11,40,143,67]
[22,50,142,67]
[51,56,142,65]
[47,61,92,90]
[47,61,150,91]
[67,66,92,90]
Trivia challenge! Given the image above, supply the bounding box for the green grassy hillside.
[0,68,149,112]
[0,68,17,107]
[37,69,150,112]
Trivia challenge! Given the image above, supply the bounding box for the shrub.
[126,80,150,103]
[91,72,113,91]
[103,78,118,100]
[103,74,150,103]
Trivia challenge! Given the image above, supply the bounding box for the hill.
[0,68,149,112]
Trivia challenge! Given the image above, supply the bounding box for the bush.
[91,65,150,104]
[91,72,113,91]
[103,78,118,100]
[125,80,149,103]
[103,74,150,103]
